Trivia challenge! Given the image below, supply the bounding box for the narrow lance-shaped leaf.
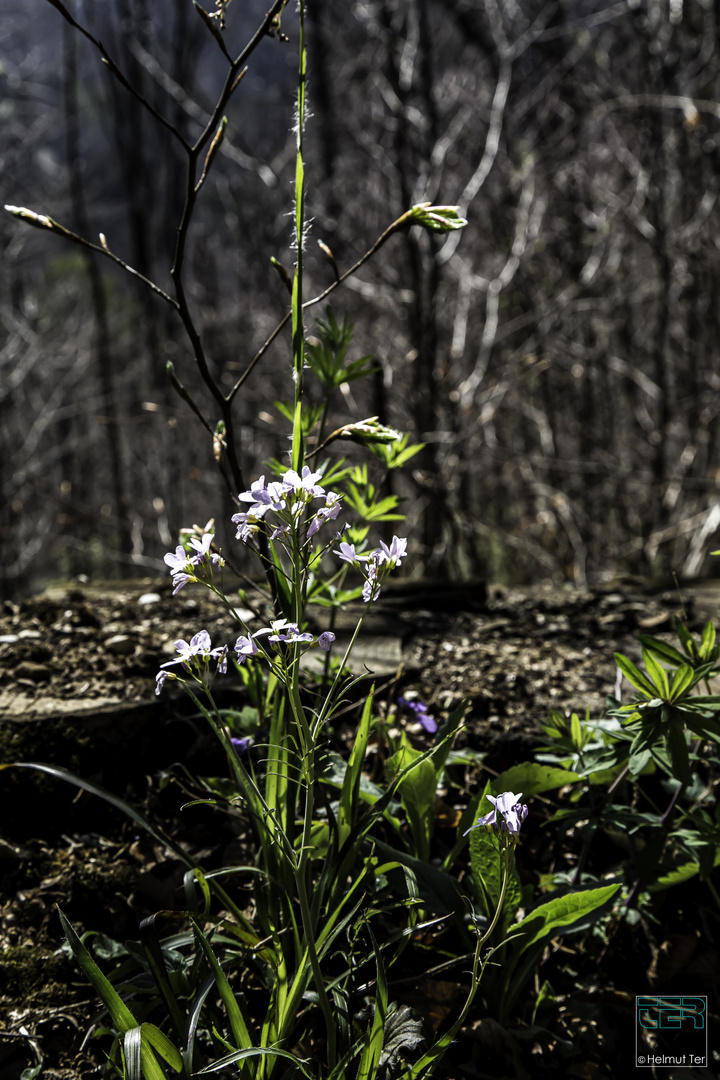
[614,653,657,697]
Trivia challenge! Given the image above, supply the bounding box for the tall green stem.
[291,1,307,473]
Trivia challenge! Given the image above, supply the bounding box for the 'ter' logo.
[637,997,706,1030]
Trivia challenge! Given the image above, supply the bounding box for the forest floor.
[0,577,718,1079]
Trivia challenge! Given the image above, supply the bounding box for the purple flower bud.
[231,736,252,755]
[318,632,335,651]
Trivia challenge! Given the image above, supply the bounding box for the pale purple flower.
[235,622,332,661]
[235,634,259,661]
[234,468,339,546]
[188,533,223,567]
[164,545,195,594]
[170,572,192,596]
[259,619,313,644]
[231,736,252,755]
[362,576,381,603]
[378,536,407,567]
[337,536,407,603]
[398,696,437,734]
[232,505,272,542]
[307,492,343,537]
[156,631,227,691]
[464,792,528,837]
[164,544,190,575]
[162,631,213,668]
[238,476,273,506]
[282,466,325,499]
[335,541,362,565]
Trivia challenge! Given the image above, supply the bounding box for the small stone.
[14,661,51,682]
[139,593,161,606]
[105,634,135,656]
[0,635,19,644]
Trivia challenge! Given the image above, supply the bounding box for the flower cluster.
[335,535,407,602]
[164,529,224,595]
[235,620,335,663]
[464,792,528,837]
[232,466,342,544]
[397,696,438,734]
[155,630,228,695]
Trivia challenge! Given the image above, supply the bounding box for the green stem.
[291,1,307,474]
[410,847,512,1078]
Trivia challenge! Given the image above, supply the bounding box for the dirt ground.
[1,576,718,1077]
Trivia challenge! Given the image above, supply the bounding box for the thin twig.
[45,0,191,151]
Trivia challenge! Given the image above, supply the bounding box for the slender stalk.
[226,212,414,405]
[291,2,308,474]
[411,851,512,1078]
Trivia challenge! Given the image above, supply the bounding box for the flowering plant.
[465,791,529,837]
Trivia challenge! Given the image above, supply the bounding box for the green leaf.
[373,840,465,917]
[195,1047,314,1076]
[60,911,173,1080]
[668,664,696,702]
[665,722,691,785]
[388,746,436,862]
[614,653,656,697]
[3,764,193,868]
[58,909,138,1032]
[636,635,686,668]
[140,915,188,1043]
[356,929,387,1080]
[493,763,580,797]
[700,620,717,660]
[507,884,620,950]
[339,686,375,831]
[675,619,697,660]
[192,921,253,1052]
[641,648,670,699]
[124,1026,143,1080]
[141,1025,184,1073]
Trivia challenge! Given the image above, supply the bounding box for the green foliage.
[343,465,405,523]
[306,310,378,391]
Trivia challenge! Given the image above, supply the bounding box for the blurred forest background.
[2,0,720,602]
